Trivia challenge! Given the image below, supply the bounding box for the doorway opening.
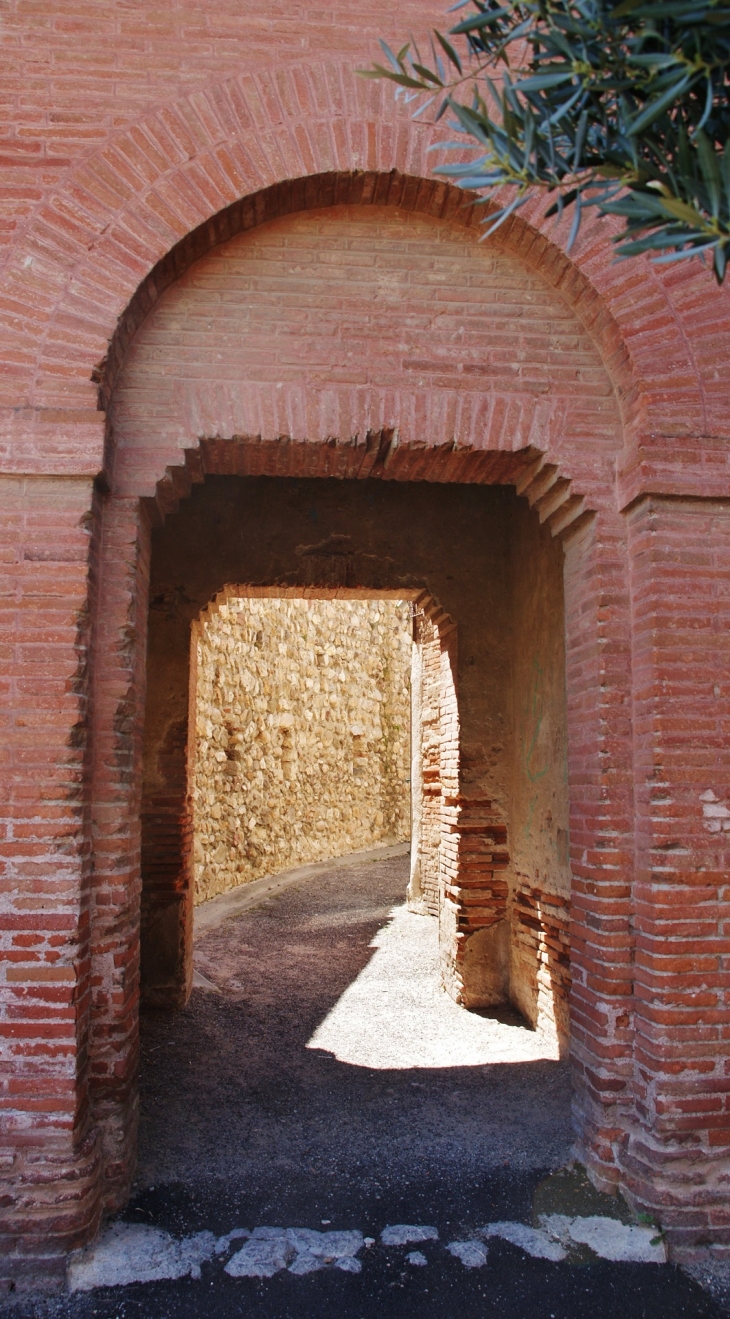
[139,475,571,1057]
[190,594,413,907]
[129,470,578,1269]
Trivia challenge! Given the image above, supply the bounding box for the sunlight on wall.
[192,597,412,903]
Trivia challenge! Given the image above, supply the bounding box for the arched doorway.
[87,181,632,1241]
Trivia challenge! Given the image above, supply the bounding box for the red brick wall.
[0,476,102,1286]
[626,498,730,1253]
[508,486,572,1051]
[411,608,442,915]
[1,0,730,1287]
[511,884,571,1051]
[88,499,149,1206]
[563,513,636,1194]
[109,202,620,500]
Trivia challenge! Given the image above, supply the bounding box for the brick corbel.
[618,433,730,509]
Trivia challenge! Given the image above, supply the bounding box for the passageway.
[140,850,570,1194]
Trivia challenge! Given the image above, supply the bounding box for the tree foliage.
[361,2,730,281]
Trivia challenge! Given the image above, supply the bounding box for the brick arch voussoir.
[11,57,678,442]
[26,61,432,410]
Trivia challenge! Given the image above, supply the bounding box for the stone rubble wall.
[192,597,412,904]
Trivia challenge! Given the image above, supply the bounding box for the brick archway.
[76,184,638,1255]
[0,0,729,1282]
[3,140,729,1287]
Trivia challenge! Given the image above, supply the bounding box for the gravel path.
[138,849,570,1189]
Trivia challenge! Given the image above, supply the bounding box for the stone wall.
[192,597,412,903]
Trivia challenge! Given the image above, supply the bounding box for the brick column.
[410,608,441,913]
[624,496,730,1256]
[440,791,511,1008]
[0,475,102,1288]
[406,624,425,910]
[563,511,636,1191]
[426,595,510,1009]
[87,496,150,1209]
[139,582,195,1009]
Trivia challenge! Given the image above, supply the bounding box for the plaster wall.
[509,502,571,1048]
[192,597,411,903]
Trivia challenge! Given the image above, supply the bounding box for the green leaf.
[434,29,462,74]
[696,128,722,219]
[378,39,404,74]
[364,0,730,285]
[516,71,575,92]
[451,6,512,36]
[658,195,711,228]
[573,108,589,170]
[566,191,582,250]
[626,74,694,136]
[412,63,444,86]
[545,187,579,217]
[722,140,730,215]
[612,0,644,14]
[369,66,432,90]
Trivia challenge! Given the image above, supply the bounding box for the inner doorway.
[139,473,572,1049]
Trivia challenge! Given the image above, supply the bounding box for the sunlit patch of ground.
[306,903,559,1069]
